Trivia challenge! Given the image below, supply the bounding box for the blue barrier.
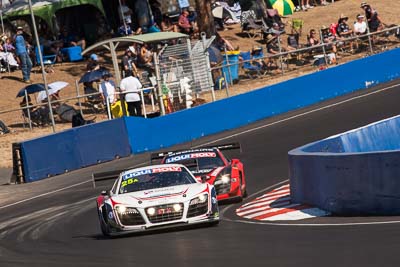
[17,48,400,182]
[289,115,400,215]
[21,119,131,182]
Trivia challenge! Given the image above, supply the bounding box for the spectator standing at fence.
[14,26,32,83]
[361,2,383,33]
[354,14,367,35]
[99,73,116,105]
[119,72,143,117]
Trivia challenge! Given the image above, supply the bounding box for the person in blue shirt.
[14,26,32,83]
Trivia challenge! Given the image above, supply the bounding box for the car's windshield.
[118,166,196,194]
[164,151,224,174]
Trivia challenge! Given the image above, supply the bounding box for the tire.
[98,209,110,237]
[240,172,247,198]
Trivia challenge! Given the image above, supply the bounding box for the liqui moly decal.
[166,152,217,163]
[122,169,152,180]
[152,166,182,173]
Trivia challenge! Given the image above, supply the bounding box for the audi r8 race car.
[151,143,247,202]
[95,164,219,236]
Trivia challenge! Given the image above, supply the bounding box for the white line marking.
[0,180,92,210]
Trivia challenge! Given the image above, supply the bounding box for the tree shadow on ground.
[1,76,23,82]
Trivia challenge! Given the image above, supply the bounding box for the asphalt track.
[1,80,400,267]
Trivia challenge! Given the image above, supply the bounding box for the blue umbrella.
[16,83,46,97]
[79,68,111,83]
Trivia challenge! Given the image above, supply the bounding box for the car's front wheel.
[98,208,110,237]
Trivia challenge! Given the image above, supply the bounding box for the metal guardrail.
[213,25,400,86]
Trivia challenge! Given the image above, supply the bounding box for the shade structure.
[268,0,294,16]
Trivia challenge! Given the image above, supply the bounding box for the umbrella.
[207,45,223,64]
[268,0,294,16]
[212,6,235,20]
[16,83,46,97]
[79,68,111,83]
[36,81,69,102]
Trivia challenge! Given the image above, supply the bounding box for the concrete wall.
[289,115,400,215]
[18,48,400,182]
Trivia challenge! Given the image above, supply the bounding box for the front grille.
[187,201,208,218]
[117,208,146,226]
[215,183,231,195]
[147,203,183,223]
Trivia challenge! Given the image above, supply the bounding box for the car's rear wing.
[91,169,124,188]
[150,142,241,163]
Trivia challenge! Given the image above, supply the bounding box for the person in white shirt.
[119,73,143,116]
[99,73,116,105]
[354,14,367,35]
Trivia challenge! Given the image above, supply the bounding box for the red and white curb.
[236,184,330,221]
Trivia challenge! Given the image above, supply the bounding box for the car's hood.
[112,183,208,206]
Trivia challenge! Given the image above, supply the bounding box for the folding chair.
[240,51,262,78]
[241,11,263,39]
[35,45,57,72]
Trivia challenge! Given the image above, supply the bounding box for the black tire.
[98,209,110,237]
[208,220,220,227]
[240,172,247,198]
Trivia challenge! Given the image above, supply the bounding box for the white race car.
[96,164,219,236]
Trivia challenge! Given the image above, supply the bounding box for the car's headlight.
[115,205,139,215]
[146,207,156,216]
[173,203,182,212]
[221,174,230,184]
[190,194,208,205]
[215,174,231,185]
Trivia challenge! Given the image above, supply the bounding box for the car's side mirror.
[201,175,207,183]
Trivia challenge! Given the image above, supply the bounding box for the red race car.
[151,143,247,202]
